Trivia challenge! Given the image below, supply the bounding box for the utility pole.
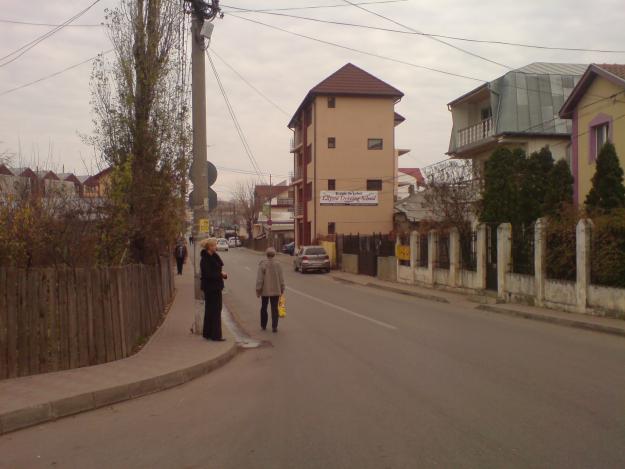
[184,0,222,305]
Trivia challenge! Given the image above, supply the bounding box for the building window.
[305,144,312,164]
[588,114,613,163]
[328,222,336,235]
[328,179,336,190]
[367,138,383,150]
[306,182,313,201]
[481,107,492,120]
[328,137,336,149]
[367,179,382,191]
[328,97,336,108]
[595,122,609,156]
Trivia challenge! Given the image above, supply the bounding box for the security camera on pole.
[183,0,222,312]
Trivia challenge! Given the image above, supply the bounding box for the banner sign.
[319,191,378,206]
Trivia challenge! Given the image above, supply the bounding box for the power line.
[340,0,511,69]
[222,5,625,54]
[0,18,102,27]
[227,14,485,83]
[222,0,408,13]
[206,50,267,183]
[0,0,102,68]
[0,50,113,98]
[209,48,289,116]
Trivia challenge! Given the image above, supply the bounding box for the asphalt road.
[2,248,625,469]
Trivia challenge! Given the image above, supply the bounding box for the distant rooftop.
[514,62,588,75]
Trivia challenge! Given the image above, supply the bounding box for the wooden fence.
[0,257,174,379]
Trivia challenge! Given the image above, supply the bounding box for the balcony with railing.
[290,131,303,153]
[456,116,494,149]
[294,203,304,218]
[291,166,304,184]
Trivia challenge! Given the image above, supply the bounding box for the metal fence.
[437,233,450,270]
[338,234,395,276]
[418,234,428,268]
[512,224,535,275]
[460,230,477,271]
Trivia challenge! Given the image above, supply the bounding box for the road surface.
[2,248,625,468]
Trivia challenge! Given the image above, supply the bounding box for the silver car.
[294,246,331,273]
[216,238,229,251]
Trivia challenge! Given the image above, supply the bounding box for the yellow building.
[447,63,587,172]
[559,64,625,205]
[288,63,405,245]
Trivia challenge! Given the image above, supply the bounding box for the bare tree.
[232,178,259,237]
[422,159,479,237]
[0,142,14,166]
[86,0,191,263]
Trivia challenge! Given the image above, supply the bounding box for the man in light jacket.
[256,247,285,332]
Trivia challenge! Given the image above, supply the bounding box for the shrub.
[591,209,625,288]
[546,206,578,281]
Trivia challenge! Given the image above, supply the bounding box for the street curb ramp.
[0,343,238,436]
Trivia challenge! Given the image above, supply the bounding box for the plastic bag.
[278,294,286,318]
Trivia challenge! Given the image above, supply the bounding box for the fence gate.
[486,224,498,291]
[358,236,378,276]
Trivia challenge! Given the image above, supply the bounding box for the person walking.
[256,247,285,332]
[200,238,227,341]
[174,240,188,275]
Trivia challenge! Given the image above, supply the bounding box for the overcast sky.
[1,0,624,198]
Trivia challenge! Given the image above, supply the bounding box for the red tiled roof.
[399,168,425,185]
[596,64,625,81]
[288,63,403,128]
[310,63,403,98]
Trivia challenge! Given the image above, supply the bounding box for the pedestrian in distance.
[256,247,285,333]
[200,238,227,341]
[189,234,194,245]
[174,239,188,275]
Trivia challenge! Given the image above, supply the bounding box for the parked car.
[282,241,295,256]
[217,238,229,251]
[294,246,331,273]
[227,238,237,248]
[236,238,243,247]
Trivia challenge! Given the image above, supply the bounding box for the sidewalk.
[328,270,625,339]
[0,263,238,435]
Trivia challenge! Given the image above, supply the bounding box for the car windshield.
[305,247,326,255]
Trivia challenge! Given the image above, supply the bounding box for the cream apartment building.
[288,63,405,245]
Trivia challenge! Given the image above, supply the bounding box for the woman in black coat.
[200,238,227,341]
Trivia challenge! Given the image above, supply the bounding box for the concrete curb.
[332,275,450,304]
[477,305,625,338]
[0,343,239,436]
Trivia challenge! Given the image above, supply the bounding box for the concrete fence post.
[410,230,418,283]
[534,218,547,307]
[576,219,593,313]
[476,224,487,290]
[497,223,512,300]
[428,229,437,285]
[449,227,460,287]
